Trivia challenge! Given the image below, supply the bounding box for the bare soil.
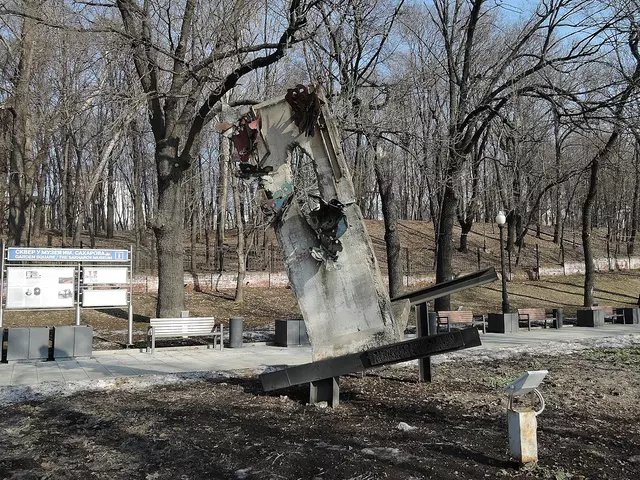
[1,348,639,479]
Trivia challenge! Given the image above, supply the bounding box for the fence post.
[477,247,481,271]
[536,243,540,280]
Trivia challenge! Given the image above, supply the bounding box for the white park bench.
[147,317,223,353]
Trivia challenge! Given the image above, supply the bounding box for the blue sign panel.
[7,248,129,262]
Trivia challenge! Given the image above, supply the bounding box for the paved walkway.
[1,325,639,387]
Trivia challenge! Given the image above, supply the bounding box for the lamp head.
[495,211,506,227]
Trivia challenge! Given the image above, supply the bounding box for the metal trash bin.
[229,317,243,348]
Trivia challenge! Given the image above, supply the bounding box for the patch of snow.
[0,371,232,407]
[397,422,417,432]
[361,447,401,460]
[235,467,252,479]
[393,333,640,368]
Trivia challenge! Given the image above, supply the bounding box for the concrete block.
[74,326,93,357]
[53,326,75,358]
[487,313,519,333]
[28,327,50,360]
[617,307,640,325]
[275,319,308,346]
[53,326,93,358]
[508,409,538,463]
[309,377,339,407]
[6,328,29,362]
[6,327,49,361]
[577,309,604,327]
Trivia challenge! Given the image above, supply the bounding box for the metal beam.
[260,328,481,391]
[391,267,498,306]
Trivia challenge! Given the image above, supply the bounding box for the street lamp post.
[496,211,510,314]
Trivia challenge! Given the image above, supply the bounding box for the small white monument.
[503,370,548,463]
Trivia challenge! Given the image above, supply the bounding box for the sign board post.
[75,263,81,326]
[128,244,134,345]
[0,240,4,328]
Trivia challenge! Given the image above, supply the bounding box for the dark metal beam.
[391,268,498,306]
[260,328,481,391]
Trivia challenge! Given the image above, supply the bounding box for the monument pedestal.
[487,313,519,333]
[577,309,604,327]
[309,377,339,407]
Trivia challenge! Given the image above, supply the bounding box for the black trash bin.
[229,317,244,348]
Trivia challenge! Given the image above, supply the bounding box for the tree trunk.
[0,109,11,236]
[106,156,115,238]
[353,126,367,212]
[131,122,145,271]
[154,145,185,317]
[553,110,562,244]
[435,168,458,311]
[216,135,230,272]
[629,143,639,256]
[373,143,403,298]
[190,184,198,273]
[72,146,83,246]
[458,219,472,252]
[582,158,599,307]
[32,159,48,238]
[232,171,246,302]
[8,7,37,246]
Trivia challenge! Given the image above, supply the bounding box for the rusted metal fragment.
[285,84,322,137]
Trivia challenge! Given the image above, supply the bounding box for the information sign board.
[6,267,75,309]
[7,248,129,262]
[82,289,128,307]
[82,267,128,284]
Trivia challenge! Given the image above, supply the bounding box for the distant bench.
[147,317,223,353]
[588,305,623,323]
[517,308,559,330]
[437,311,486,334]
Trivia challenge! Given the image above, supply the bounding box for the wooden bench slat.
[147,317,222,353]
[436,311,484,333]
[587,306,623,322]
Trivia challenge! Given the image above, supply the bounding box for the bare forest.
[1,0,640,316]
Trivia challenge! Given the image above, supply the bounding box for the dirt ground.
[1,346,639,480]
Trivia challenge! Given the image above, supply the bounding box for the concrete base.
[487,313,519,333]
[617,307,640,325]
[275,319,309,347]
[6,327,50,361]
[309,377,339,407]
[508,409,538,463]
[577,309,605,327]
[53,326,93,358]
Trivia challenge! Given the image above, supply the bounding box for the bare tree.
[114,0,313,316]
